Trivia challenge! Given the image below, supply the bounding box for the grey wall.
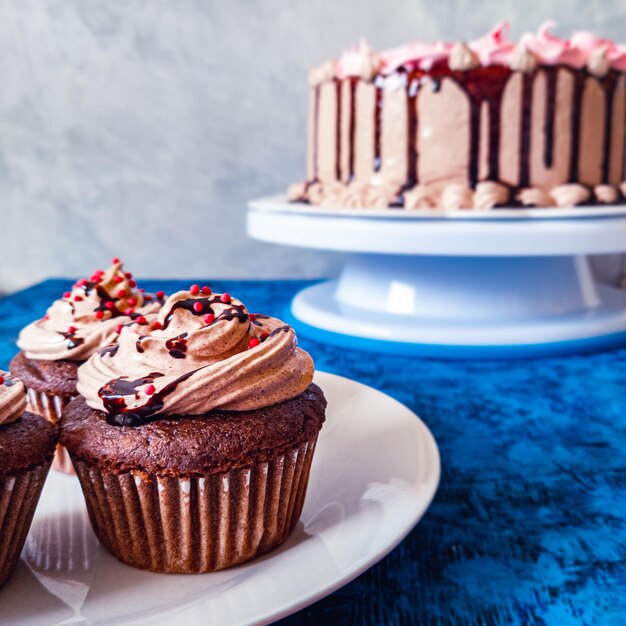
[1,0,625,292]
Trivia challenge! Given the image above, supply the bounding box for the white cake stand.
[247,195,626,357]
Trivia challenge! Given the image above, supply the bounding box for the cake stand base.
[288,255,626,358]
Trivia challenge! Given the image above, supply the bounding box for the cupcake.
[61,285,326,573]
[10,258,163,473]
[0,370,57,586]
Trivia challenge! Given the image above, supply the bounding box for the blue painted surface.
[2,279,626,625]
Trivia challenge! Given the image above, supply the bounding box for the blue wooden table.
[1,279,625,625]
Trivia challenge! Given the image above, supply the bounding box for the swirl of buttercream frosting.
[516,188,555,207]
[509,43,538,73]
[474,182,510,210]
[309,60,336,86]
[77,289,315,425]
[17,260,162,362]
[594,184,619,204]
[337,40,381,81]
[448,42,480,71]
[441,183,474,210]
[549,184,591,207]
[403,185,436,209]
[0,371,26,425]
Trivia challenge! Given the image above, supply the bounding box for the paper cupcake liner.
[26,388,76,475]
[0,462,52,586]
[71,436,318,573]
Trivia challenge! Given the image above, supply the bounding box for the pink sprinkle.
[193,302,203,313]
[248,337,260,348]
[145,384,156,396]
[204,313,215,324]
[220,293,231,304]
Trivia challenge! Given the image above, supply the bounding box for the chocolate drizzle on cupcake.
[78,287,315,426]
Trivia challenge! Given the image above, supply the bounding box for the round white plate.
[0,372,440,626]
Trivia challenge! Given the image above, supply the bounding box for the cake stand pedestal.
[247,196,626,358]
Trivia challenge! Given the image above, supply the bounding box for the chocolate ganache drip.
[77,286,315,426]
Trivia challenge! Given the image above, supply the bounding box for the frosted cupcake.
[61,285,326,573]
[10,259,163,473]
[0,370,57,586]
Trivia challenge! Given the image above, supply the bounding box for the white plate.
[0,372,440,626]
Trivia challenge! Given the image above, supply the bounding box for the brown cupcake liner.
[0,461,52,586]
[26,388,76,476]
[71,436,318,573]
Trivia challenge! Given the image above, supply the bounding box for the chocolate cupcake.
[0,370,57,586]
[61,286,326,573]
[11,259,163,473]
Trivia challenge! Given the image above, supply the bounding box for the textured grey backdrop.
[1,1,625,292]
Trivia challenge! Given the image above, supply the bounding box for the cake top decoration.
[0,370,26,425]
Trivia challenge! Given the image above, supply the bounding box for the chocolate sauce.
[161,296,247,331]
[58,331,85,351]
[100,343,119,358]
[406,72,420,188]
[519,73,534,188]
[335,79,342,181]
[348,78,358,181]
[313,85,320,181]
[99,370,195,427]
[599,70,620,184]
[568,70,586,182]
[135,335,146,354]
[543,68,558,169]
[373,78,384,172]
[165,333,188,359]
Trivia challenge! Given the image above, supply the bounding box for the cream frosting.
[18,260,162,362]
[473,182,510,210]
[0,371,26,425]
[516,188,556,207]
[594,184,619,204]
[313,22,626,82]
[550,184,591,207]
[77,289,314,422]
[441,183,474,210]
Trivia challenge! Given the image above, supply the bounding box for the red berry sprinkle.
[125,272,133,279]
[145,384,156,396]
[202,286,211,295]
[112,257,120,264]
[63,291,71,298]
[77,279,88,287]
[248,337,260,348]
[190,284,200,295]
[0,375,4,385]
[204,313,215,324]
[136,316,147,325]
[261,332,269,340]
[156,291,165,299]
[220,293,231,304]
[117,289,126,298]
[115,324,123,334]
[193,302,203,313]
[249,313,256,322]
[95,310,104,320]
[144,294,153,301]
[127,297,137,306]
[114,276,123,284]
[129,279,137,288]
[124,308,135,316]
[68,326,77,334]
[74,295,83,302]
[153,321,163,330]
[105,301,114,309]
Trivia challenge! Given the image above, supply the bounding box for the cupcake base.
[26,389,75,475]
[0,462,52,586]
[71,437,317,573]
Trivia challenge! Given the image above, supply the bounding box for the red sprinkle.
[115,324,123,334]
[153,321,163,330]
[127,297,137,306]
[129,279,137,288]
[63,291,71,298]
[112,257,120,264]
[204,313,215,324]
[190,284,200,295]
[193,302,203,313]
[136,315,147,325]
[220,293,231,304]
[145,384,156,396]
[114,276,123,284]
[117,289,126,298]
[74,295,83,302]
[125,272,133,279]
[261,332,269,340]
[156,291,165,299]
[144,295,153,301]
[42,315,49,321]
[76,279,88,287]
[249,313,256,322]
[95,310,104,320]
[248,337,260,348]
[68,326,77,334]
[202,286,211,295]
[105,301,115,310]
[124,308,135,316]
[0,375,4,385]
